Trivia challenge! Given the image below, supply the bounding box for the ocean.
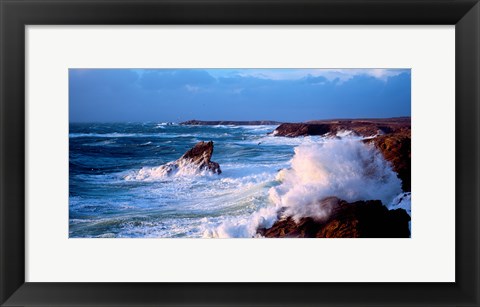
[69,123,408,238]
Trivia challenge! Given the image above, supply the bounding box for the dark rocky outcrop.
[272,117,410,138]
[364,131,411,192]
[258,198,410,238]
[255,118,411,238]
[272,123,331,137]
[160,141,221,175]
[180,120,281,126]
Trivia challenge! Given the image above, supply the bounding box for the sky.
[69,68,411,123]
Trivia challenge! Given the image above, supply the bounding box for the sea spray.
[125,140,221,180]
[202,204,279,238]
[269,138,402,222]
[125,160,214,181]
[388,192,412,232]
[206,137,403,237]
[388,192,411,215]
[70,123,409,238]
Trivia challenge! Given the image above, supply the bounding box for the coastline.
[178,117,411,238]
[69,117,411,238]
[180,120,282,126]
[261,117,411,237]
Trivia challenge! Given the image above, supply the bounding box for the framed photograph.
[1,0,479,306]
[68,67,412,240]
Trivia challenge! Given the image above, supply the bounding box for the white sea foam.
[124,160,213,181]
[270,139,402,221]
[388,192,411,215]
[335,130,355,138]
[206,137,403,238]
[83,139,117,146]
[240,125,278,133]
[69,132,140,138]
[69,132,196,139]
[388,192,411,233]
[72,123,408,238]
[156,122,177,127]
[243,135,326,146]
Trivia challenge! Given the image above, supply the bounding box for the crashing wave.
[205,137,402,238]
[125,141,221,181]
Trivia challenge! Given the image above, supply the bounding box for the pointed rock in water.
[160,141,221,175]
[180,141,221,174]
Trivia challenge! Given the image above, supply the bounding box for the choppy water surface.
[70,123,295,237]
[69,123,407,238]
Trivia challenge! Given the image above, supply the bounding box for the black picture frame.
[1,0,479,306]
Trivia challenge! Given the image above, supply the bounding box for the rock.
[258,198,411,238]
[272,117,410,138]
[272,123,332,137]
[365,131,411,192]
[160,141,221,175]
[181,141,221,173]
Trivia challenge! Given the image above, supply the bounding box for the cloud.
[233,69,311,80]
[314,69,408,83]
[214,68,409,83]
[185,85,200,92]
[70,68,410,122]
[304,75,328,85]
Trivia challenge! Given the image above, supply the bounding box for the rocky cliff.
[364,131,411,192]
[272,117,410,138]
[258,198,411,238]
[258,117,412,238]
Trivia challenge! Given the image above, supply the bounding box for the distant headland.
[180,120,282,126]
[180,117,410,128]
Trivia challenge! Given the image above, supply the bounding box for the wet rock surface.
[258,198,411,238]
[364,131,411,192]
[272,117,410,138]
[161,141,221,175]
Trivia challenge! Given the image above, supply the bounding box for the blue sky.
[69,68,411,122]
